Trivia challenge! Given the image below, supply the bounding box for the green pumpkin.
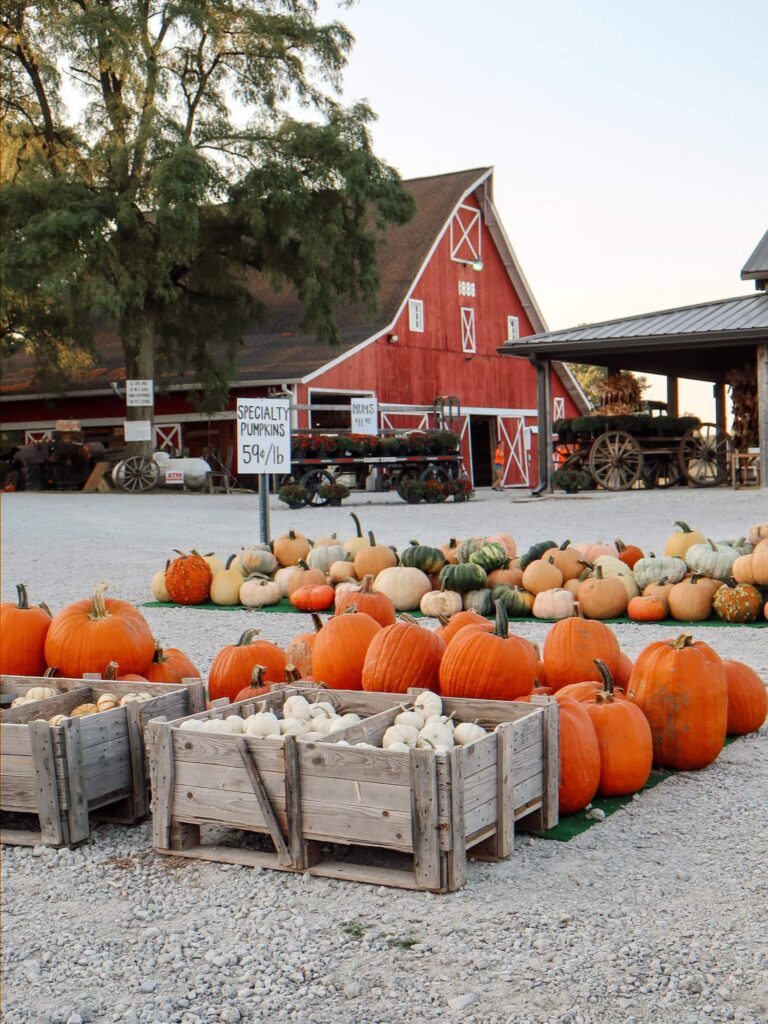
[400,541,446,574]
[519,540,557,570]
[492,584,535,617]
[456,537,488,563]
[462,588,493,615]
[718,537,753,556]
[633,554,687,589]
[469,542,508,573]
[438,562,487,593]
[686,539,740,579]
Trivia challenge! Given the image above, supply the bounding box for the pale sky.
[321,0,768,418]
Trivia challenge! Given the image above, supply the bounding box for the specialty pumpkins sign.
[236,398,291,473]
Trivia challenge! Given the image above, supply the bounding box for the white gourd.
[417,720,455,749]
[355,742,377,749]
[27,686,58,700]
[179,719,203,731]
[394,709,426,730]
[311,717,335,735]
[453,722,487,745]
[414,691,442,718]
[11,696,37,707]
[334,740,352,747]
[120,692,151,705]
[338,712,361,725]
[244,712,280,737]
[302,731,326,741]
[385,741,411,753]
[382,723,419,748]
[309,701,337,720]
[279,717,309,737]
[203,718,231,733]
[224,716,245,734]
[283,695,312,720]
[425,713,455,734]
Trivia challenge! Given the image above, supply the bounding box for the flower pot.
[327,498,342,507]
[453,494,468,502]
[289,502,304,509]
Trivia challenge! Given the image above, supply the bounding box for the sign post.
[351,396,378,436]
[236,397,291,545]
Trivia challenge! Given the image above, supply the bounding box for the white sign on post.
[123,420,153,442]
[351,396,378,435]
[236,398,291,473]
[126,379,154,407]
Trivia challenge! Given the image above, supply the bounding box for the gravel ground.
[2,486,768,1024]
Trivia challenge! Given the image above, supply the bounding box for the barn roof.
[2,166,587,410]
[741,229,768,283]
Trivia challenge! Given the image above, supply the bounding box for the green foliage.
[567,364,607,408]
[0,2,414,423]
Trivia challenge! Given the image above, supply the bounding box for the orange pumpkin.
[558,701,601,815]
[723,660,768,735]
[439,538,461,564]
[145,643,201,683]
[627,595,667,622]
[435,609,493,646]
[542,616,621,692]
[628,633,727,770]
[353,532,398,579]
[615,539,643,569]
[642,579,673,606]
[334,574,396,627]
[104,662,147,682]
[585,660,652,797]
[667,574,715,622]
[614,651,634,692]
[521,557,563,595]
[285,613,323,678]
[290,584,335,612]
[439,602,536,701]
[273,529,311,567]
[485,566,524,589]
[234,665,272,702]
[311,610,381,690]
[44,585,154,679]
[285,561,327,597]
[165,550,212,605]
[542,542,585,582]
[361,616,445,693]
[208,629,287,703]
[577,566,627,619]
[0,583,52,676]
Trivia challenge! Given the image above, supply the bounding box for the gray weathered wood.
[148,720,174,850]
[124,699,148,819]
[60,717,89,844]
[519,699,559,831]
[28,720,66,846]
[236,736,291,866]
[410,748,440,890]
[445,748,466,891]
[282,735,304,867]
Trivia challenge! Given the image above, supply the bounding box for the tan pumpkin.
[439,538,462,564]
[273,529,311,567]
[285,561,327,596]
[485,566,524,589]
[663,520,706,558]
[239,576,282,607]
[564,578,583,598]
[328,559,357,585]
[210,567,246,606]
[542,542,584,582]
[732,553,756,584]
[343,513,370,558]
[239,546,278,576]
[274,565,300,597]
[577,567,628,619]
[151,565,170,602]
[532,588,576,620]
[750,539,768,585]
[667,574,715,621]
[642,579,673,607]
[372,566,431,611]
[522,557,563,595]
[420,590,463,618]
[573,541,618,561]
[353,532,398,578]
[746,523,768,546]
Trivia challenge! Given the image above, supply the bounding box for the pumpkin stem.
[151,642,166,664]
[409,539,420,546]
[43,667,59,678]
[39,601,53,618]
[493,599,509,638]
[399,613,419,626]
[448,538,458,547]
[436,612,450,626]
[672,633,694,650]
[615,539,625,552]
[173,549,188,557]
[367,530,377,546]
[594,565,604,580]
[288,530,296,540]
[593,658,615,699]
[15,583,30,609]
[250,665,267,687]
[349,512,363,538]
[104,661,119,681]
[359,575,375,593]
[574,601,585,619]
[237,628,261,645]
[673,521,694,534]
[225,554,239,569]
[309,612,324,633]
[284,664,301,684]
[559,540,571,551]
[297,559,310,570]
[90,584,111,620]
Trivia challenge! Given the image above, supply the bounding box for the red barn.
[1,167,587,487]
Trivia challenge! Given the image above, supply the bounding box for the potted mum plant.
[397,479,426,504]
[318,482,350,507]
[278,483,309,508]
[554,467,591,494]
[448,478,474,502]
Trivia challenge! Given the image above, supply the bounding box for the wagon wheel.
[588,431,644,491]
[641,454,682,489]
[419,463,449,501]
[300,468,334,506]
[114,456,160,493]
[393,465,420,487]
[678,423,731,487]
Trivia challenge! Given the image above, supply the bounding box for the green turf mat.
[141,600,768,625]
[536,736,739,842]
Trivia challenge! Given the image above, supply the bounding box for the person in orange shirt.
[493,440,505,491]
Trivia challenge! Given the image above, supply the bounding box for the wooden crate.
[1,674,205,848]
[148,688,558,892]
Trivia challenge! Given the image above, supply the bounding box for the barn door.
[497,416,529,486]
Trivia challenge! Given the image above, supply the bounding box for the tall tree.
[1,1,413,450]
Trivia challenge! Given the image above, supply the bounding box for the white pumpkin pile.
[179,694,363,741]
[381,692,486,753]
[46,691,152,725]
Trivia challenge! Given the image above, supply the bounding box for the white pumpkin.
[151,568,170,602]
[633,555,687,588]
[419,590,462,618]
[414,691,442,718]
[239,546,278,576]
[224,715,245,734]
[686,540,740,579]
[210,568,246,606]
[11,695,37,707]
[274,566,301,597]
[373,567,431,611]
[243,711,280,737]
[203,718,231,733]
[179,719,203,731]
[453,721,487,745]
[283,695,312,721]
[417,720,454,749]
[394,709,426,730]
[240,576,282,608]
[532,588,576,620]
[308,544,347,574]
[308,701,337,720]
[120,692,152,705]
[385,741,410,753]
[382,723,419,748]
[27,686,58,701]
[279,717,310,737]
[591,555,634,579]
[334,579,361,601]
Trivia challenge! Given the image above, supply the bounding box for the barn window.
[507,315,520,341]
[451,204,482,264]
[408,299,424,332]
[460,307,476,353]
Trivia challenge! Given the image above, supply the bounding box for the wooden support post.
[125,700,149,820]
[148,720,174,850]
[757,344,768,487]
[714,381,727,433]
[29,721,67,846]
[60,718,89,844]
[534,357,553,493]
[237,737,292,867]
[183,678,206,714]
[410,748,441,891]
[666,376,679,417]
[471,720,515,862]
[444,749,466,891]
[521,700,560,832]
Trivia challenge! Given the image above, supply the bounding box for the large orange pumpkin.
[362,616,445,693]
[311,610,381,690]
[628,633,727,770]
[145,643,200,683]
[627,595,667,622]
[353,532,398,579]
[0,583,52,676]
[334,574,396,627]
[44,585,154,678]
[285,613,323,678]
[165,551,212,605]
[439,602,536,701]
[542,617,621,692]
[722,660,768,735]
[435,609,493,646]
[273,529,311,567]
[558,701,601,815]
[585,660,652,796]
[208,629,287,703]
